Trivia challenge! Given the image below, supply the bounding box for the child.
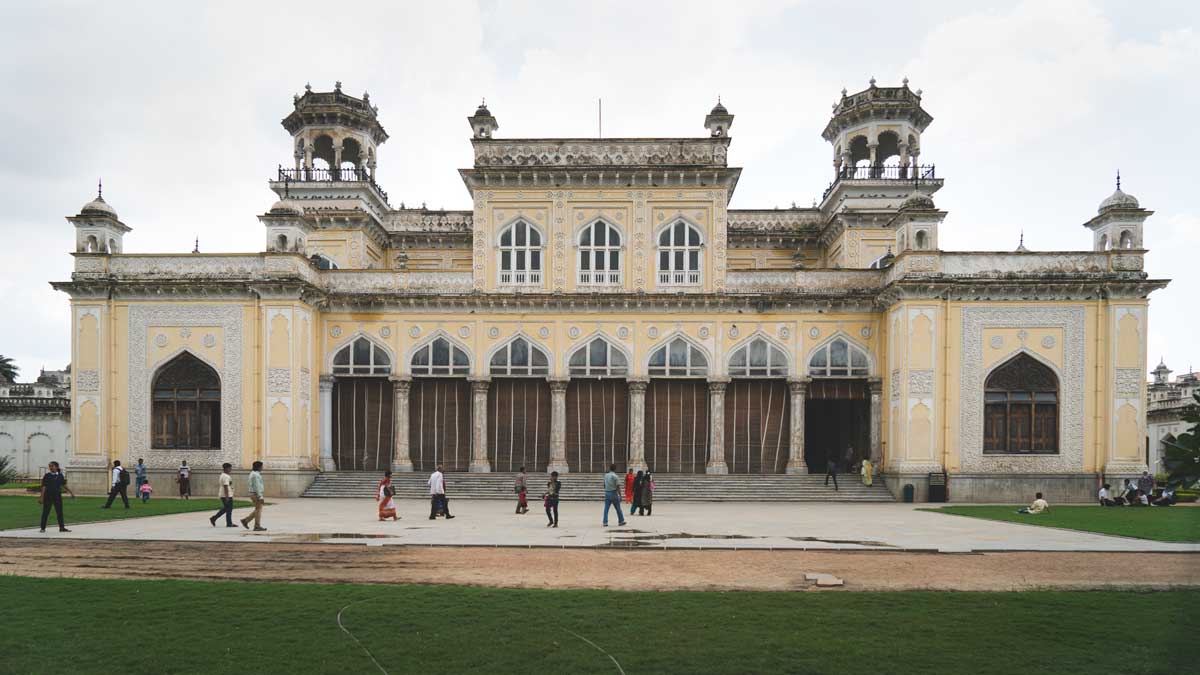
[139,480,153,503]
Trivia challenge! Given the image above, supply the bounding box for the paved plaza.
[3,499,1196,553]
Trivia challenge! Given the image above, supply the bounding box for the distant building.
[1147,360,1199,475]
[0,367,72,476]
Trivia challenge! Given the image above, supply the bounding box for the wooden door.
[409,378,472,472]
[488,378,552,472]
[566,379,630,473]
[724,379,790,474]
[332,378,394,472]
[645,379,709,473]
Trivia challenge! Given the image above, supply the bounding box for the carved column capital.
[707,377,730,393]
[787,377,809,395]
[318,374,335,393]
[867,377,883,395]
[626,377,649,393]
[548,377,570,393]
[469,377,491,394]
[389,375,413,394]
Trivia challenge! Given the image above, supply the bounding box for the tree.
[0,355,17,383]
[1163,391,1200,487]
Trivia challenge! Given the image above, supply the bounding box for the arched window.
[1119,230,1134,249]
[648,337,708,377]
[914,230,928,250]
[657,221,702,286]
[569,337,628,376]
[808,337,869,377]
[984,353,1058,454]
[332,337,391,376]
[729,337,789,377]
[498,220,542,285]
[578,220,622,286]
[1099,233,1109,251]
[311,253,338,270]
[152,352,220,449]
[411,337,470,376]
[489,337,549,376]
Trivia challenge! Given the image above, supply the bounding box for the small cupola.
[68,181,131,254]
[468,99,499,139]
[1083,172,1152,251]
[704,98,734,137]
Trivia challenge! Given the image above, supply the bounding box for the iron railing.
[277,166,389,203]
[822,164,936,200]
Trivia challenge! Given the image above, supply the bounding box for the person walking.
[428,464,453,520]
[544,471,561,527]
[824,454,840,491]
[240,461,267,531]
[629,470,644,516]
[640,471,654,516]
[38,461,74,533]
[602,463,626,527]
[176,461,191,499]
[138,480,153,503]
[514,467,529,514]
[101,460,130,509]
[624,468,634,505]
[133,458,148,501]
[377,471,399,521]
[860,458,874,486]
[209,463,236,527]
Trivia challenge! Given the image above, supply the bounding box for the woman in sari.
[378,471,399,521]
[860,458,873,487]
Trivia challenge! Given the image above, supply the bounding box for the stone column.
[627,378,649,470]
[899,141,910,179]
[785,378,808,474]
[868,377,884,467]
[469,378,491,472]
[390,376,413,472]
[706,378,729,474]
[304,142,313,173]
[547,378,570,474]
[318,375,336,471]
[867,143,878,177]
[333,142,343,180]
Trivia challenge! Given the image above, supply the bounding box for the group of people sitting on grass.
[1098,477,1177,507]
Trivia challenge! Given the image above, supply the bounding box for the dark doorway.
[409,378,472,472]
[332,378,393,472]
[488,378,552,472]
[804,379,869,473]
[566,378,630,473]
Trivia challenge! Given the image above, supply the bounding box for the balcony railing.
[823,164,936,200]
[499,269,542,286]
[658,270,701,286]
[577,270,621,286]
[277,166,389,204]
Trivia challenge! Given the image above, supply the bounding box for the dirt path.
[2,539,1197,591]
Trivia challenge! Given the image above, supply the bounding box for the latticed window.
[578,220,622,286]
[648,337,708,377]
[984,353,1058,454]
[411,337,470,376]
[489,337,550,376]
[498,220,542,285]
[569,337,629,376]
[332,337,391,376]
[152,352,220,449]
[729,338,789,377]
[657,221,702,286]
[808,337,869,377]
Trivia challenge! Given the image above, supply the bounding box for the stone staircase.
[302,472,895,502]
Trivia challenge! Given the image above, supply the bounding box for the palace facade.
[53,81,1168,500]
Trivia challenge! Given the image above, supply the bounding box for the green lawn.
[0,577,1194,674]
[924,505,1200,542]
[0,494,251,530]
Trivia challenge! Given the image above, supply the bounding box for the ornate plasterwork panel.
[1114,368,1142,396]
[75,369,100,392]
[268,368,292,394]
[959,306,1085,473]
[129,305,243,467]
[908,370,934,395]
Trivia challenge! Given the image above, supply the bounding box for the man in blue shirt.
[602,464,626,527]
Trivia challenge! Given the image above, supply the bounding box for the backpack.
[118,468,130,485]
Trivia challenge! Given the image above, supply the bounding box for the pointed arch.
[984,350,1060,454]
[408,330,472,376]
[805,332,873,377]
[654,217,704,286]
[577,217,624,286]
[327,332,394,375]
[496,217,544,285]
[566,332,631,377]
[151,350,221,449]
[487,332,551,376]
[728,332,791,377]
[647,332,710,377]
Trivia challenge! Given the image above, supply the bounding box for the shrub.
[0,456,17,485]
[1174,489,1199,503]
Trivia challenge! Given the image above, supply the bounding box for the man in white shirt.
[1017,492,1049,514]
[427,464,453,520]
[1098,483,1117,507]
[101,460,130,509]
[209,462,237,527]
[177,461,192,499]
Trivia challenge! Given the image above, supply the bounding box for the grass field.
[924,505,1200,542]
[0,576,1194,674]
[0,495,251,531]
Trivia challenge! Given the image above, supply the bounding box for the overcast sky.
[1,0,1196,381]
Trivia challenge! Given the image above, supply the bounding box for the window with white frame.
[657,220,703,286]
[568,337,629,376]
[498,220,542,285]
[648,337,708,376]
[807,337,869,377]
[410,337,470,376]
[332,337,391,375]
[489,337,550,376]
[729,338,789,377]
[578,220,622,286]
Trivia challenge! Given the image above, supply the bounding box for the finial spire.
[97,178,102,199]
[192,237,199,254]
[1116,169,1121,191]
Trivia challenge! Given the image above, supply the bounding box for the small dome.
[474,103,491,117]
[269,199,304,215]
[80,195,118,218]
[1099,188,1139,212]
[710,101,728,115]
[900,190,935,210]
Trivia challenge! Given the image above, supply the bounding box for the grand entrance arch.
[409,336,472,472]
[645,336,710,473]
[487,336,552,472]
[803,336,872,472]
[565,337,630,473]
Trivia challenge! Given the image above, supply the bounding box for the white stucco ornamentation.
[568,326,581,339]
[809,327,820,339]
[959,306,1086,473]
[647,326,659,339]
[128,305,243,467]
[1114,368,1142,396]
[75,369,100,392]
[330,326,342,338]
[409,326,421,338]
[488,327,500,339]
[154,333,168,348]
[539,327,551,339]
[1041,335,1056,349]
[890,370,901,401]
[203,333,216,348]
[380,326,392,338]
[908,370,934,395]
[458,326,471,338]
[989,336,1004,350]
[268,368,292,394]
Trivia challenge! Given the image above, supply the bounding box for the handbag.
[383,485,395,498]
